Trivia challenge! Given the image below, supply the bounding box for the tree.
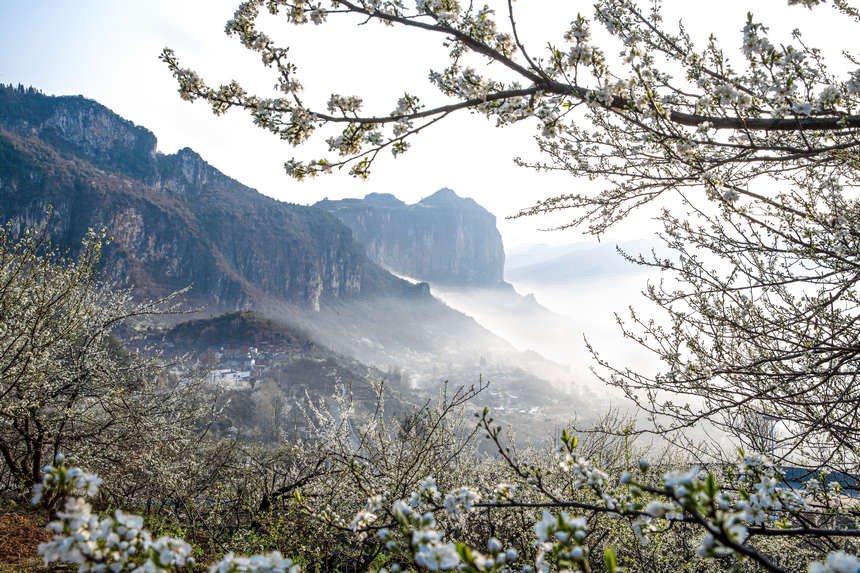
[254,377,288,442]
[0,226,196,497]
[163,0,860,477]
[30,397,860,573]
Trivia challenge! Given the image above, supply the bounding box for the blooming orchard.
[35,441,860,572]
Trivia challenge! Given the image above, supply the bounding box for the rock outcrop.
[317,188,506,286]
[0,84,412,310]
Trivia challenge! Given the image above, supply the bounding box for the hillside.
[0,84,412,310]
[146,311,414,440]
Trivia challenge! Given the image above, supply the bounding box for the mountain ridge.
[0,84,419,310]
[317,188,506,286]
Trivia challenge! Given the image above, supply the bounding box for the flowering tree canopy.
[163,0,860,184]
[0,226,198,497]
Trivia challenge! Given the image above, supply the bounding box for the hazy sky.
[0,1,852,249]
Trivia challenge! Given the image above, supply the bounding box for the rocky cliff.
[317,189,506,286]
[0,84,411,309]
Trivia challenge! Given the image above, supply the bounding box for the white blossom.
[443,486,480,516]
[809,551,860,573]
[414,542,461,570]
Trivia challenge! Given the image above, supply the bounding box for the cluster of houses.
[205,346,265,391]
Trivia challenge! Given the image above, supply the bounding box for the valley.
[0,84,608,441]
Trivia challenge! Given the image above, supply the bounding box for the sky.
[0,0,854,250]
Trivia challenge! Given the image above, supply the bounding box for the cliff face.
[0,86,159,181]
[0,85,407,310]
[317,189,506,286]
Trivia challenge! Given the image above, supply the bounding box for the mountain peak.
[420,187,459,204]
[363,192,405,207]
[418,188,484,211]
[176,146,202,160]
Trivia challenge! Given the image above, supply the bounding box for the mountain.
[317,189,505,286]
[0,85,597,429]
[0,84,414,310]
[506,241,655,283]
[314,188,603,395]
[429,282,581,365]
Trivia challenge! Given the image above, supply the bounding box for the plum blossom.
[209,552,300,573]
[414,542,461,570]
[443,486,481,516]
[808,551,860,573]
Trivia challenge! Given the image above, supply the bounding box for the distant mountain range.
[506,240,655,283]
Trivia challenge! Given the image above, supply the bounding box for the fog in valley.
[429,241,662,402]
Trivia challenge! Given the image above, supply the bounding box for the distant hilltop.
[317,188,506,286]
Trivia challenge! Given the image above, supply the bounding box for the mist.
[428,241,665,408]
